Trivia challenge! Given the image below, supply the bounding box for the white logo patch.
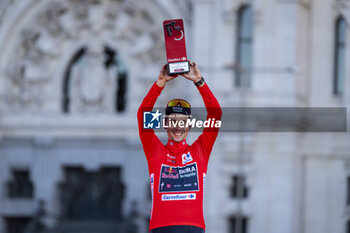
[161,193,196,201]
[182,152,193,164]
[167,154,176,160]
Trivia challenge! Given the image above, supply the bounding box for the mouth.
[172,128,184,136]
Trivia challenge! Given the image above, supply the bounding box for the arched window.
[333,16,346,95]
[235,5,253,87]
[62,46,127,113]
[63,47,86,113]
[105,47,128,112]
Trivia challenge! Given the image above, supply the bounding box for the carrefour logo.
[161,193,196,201]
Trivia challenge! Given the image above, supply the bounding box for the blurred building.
[0,0,349,233]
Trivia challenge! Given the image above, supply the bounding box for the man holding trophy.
[137,19,222,233]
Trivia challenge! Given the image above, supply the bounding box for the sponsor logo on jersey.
[182,152,193,164]
[159,163,199,193]
[167,154,176,160]
[161,193,196,201]
[167,159,176,164]
[162,167,179,179]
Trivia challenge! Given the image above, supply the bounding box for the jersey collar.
[166,139,188,148]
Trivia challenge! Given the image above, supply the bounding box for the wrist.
[194,76,205,87]
[193,76,202,83]
[156,79,166,88]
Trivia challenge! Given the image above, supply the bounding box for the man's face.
[165,113,190,142]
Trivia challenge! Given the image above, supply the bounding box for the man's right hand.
[156,65,178,88]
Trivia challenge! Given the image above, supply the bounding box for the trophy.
[163,19,190,75]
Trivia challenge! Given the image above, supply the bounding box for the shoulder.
[190,136,206,157]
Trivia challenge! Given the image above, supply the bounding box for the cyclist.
[137,61,222,233]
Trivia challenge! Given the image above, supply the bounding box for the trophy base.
[167,61,190,75]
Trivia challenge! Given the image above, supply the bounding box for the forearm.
[137,82,164,147]
[197,82,222,120]
[137,81,164,158]
[156,79,167,88]
[137,81,164,117]
[193,81,222,159]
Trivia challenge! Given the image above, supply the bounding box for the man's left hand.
[182,61,202,84]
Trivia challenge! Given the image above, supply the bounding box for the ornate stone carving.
[70,44,116,113]
[70,0,89,25]
[105,0,123,24]
[40,1,68,36]
[2,0,175,112]
[112,5,164,64]
[173,0,193,24]
[0,0,15,27]
[333,0,350,24]
[4,29,51,107]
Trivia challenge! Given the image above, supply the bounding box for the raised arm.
[182,61,222,161]
[195,82,222,155]
[137,65,177,159]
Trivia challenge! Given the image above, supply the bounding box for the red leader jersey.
[137,81,222,231]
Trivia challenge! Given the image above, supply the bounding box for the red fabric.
[137,81,222,231]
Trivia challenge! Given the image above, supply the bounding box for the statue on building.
[70,43,116,113]
[4,29,50,108]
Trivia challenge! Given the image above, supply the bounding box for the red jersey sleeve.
[193,82,222,162]
[137,81,164,160]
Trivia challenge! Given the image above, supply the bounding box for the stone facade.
[0,0,349,233]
